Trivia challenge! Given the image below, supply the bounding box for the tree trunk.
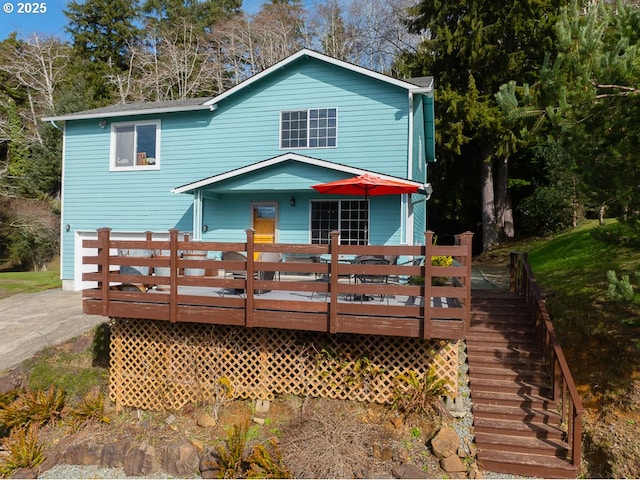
[495,155,514,239]
[481,154,499,251]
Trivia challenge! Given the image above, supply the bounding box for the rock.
[100,439,130,468]
[190,438,205,453]
[0,370,22,395]
[252,416,265,425]
[123,446,146,476]
[72,334,93,353]
[163,440,200,478]
[200,447,221,479]
[366,471,393,479]
[380,445,393,462]
[38,447,63,475]
[63,442,103,465]
[165,413,177,425]
[445,395,466,418]
[440,454,466,473]
[391,463,431,479]
[397,447,411,463]
[431,426,459,458]
[11,467,38,478]
[255,399,270,414]
[197,412,217,428]
[390,415,404,429]
[124,441,160,476]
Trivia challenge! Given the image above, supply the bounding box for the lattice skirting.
[109,318,459,411]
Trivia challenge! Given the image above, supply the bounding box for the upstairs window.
[110,120,160,170]
[281,108,337,149]
[310,199,368,245]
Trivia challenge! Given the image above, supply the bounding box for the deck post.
[245,229,255,328]
[455,231,474,337]
[329,230,340,334]
[423,231,434,339]
[169,229,179,323]
[97,228,111,317]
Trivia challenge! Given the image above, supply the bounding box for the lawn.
[0,267,61,300]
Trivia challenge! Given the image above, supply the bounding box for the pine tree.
[396,1,566,250]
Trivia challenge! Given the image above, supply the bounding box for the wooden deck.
[81,228,474,340]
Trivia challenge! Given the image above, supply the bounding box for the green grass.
[490,220,640,405]
[0,267,61,299]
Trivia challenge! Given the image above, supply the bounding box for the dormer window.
[280,108,337,149]
[110,120,160,170]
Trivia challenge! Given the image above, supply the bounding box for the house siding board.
[205,59,410,176]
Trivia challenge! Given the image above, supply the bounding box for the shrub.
[0,386,65,430]
[392,368,451,419]
[518,186,575,236]
[67,389,110,432]
[216,422,248,478]
[0,425,45,477]
[246,438,292,479]
[607,270,637,303]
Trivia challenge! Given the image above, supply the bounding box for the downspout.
[192,189,203,241]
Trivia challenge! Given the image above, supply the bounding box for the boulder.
[100,439,130,468]
[196,412,217,428]
[431,426,459,459]
[440,454,466,473]
[163,440,200,478]
[124,441,160,476]
[391,463,431,479]
[63,442,103,465]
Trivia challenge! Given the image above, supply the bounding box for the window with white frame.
[281,108,337,149]
[310,199,368,245]
[110,120,160,169]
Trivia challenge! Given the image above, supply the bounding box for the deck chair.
[256,251,283,293]
[354,256,390,303]
[221,251,247,295]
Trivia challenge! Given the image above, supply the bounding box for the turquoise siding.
[60,56,424,281]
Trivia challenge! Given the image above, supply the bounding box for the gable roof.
[171,152,426,194]
[43,49,433,123]
[202,49,432,109]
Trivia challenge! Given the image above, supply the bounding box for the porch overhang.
[170,153,427,195]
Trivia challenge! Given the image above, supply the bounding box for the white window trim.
[279,107,338,150]
[109,119,161,171]
[309,198,369,245]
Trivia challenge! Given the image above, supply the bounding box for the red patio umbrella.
[311,173,421,197]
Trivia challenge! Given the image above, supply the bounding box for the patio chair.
[256,251,283,293]
[354,256,390,303]
[221,251,247,295]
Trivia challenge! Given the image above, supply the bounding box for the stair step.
[472,403,561,423]
[475,431,569,456]
[470,377,552,396]
[466,332,538,346]
[467,343,543,357]
[468,289,578,478]
[467,364,549,382]
[467,355,546,369]
[477,450,578,479]
[471,389,556,408]
[473,416,565,439]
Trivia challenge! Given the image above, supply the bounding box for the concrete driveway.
[0,289,105,373]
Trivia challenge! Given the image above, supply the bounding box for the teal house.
[44,49,435,291]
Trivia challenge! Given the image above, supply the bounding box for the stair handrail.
[510,251,584,470]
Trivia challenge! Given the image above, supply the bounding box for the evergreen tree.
[65,0,142,103]
[498,0,640,225]
[397,1,566,249]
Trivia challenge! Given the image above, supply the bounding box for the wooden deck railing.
[509,252,584,468]
[81,228,473,340]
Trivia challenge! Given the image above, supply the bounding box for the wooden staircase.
[467,289,579,478]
